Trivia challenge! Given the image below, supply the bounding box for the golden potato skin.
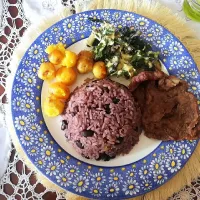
[49,82,70,99]
[38,62,56,80]
[78,50,93,60]
[77,58,94,74]
[93,61,107,79]
[56,66,77,85]
[43,95,65,117]
[49,50,64,65]
[62,50,78,68]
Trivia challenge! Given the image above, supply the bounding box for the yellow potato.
[38,62,56,80]
[78,50,94,60]
[43,95,65,117]
[45,43,66,55]
[61,50,78,68]
[93,61,107,79]
[77,57,94,74]
[49,82,70,99]
[49,49,64,65]
[56,66,77,85]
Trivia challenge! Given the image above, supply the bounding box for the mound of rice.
[62,79,141,161]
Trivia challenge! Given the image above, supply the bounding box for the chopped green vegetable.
[87,20,161,79]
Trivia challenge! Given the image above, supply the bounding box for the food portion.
[87,21,160,79]
[61,79,141,160]
[132,73,200,140]
[36,19,200,161]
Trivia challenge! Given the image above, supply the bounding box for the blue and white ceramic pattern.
[11,9,200,199]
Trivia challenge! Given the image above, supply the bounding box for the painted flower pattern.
[189,68,199,79]
[12,97,25,111]
[35,157,46,168]
[14,115,30,131]
[41,145,56,161]
[180,56,193,69]
[20,132,34,146]
[56,172,72,187]
[122,179,140,195]
[126,168,137,179]
[66,165,80,178]
[23,73,37,87]
[105,183,119,198]
[28,146,39,156]
[89,11,100,21]
[63,18,75,33]
[46,161,60,176]
[112,12,121,21]
[154,37,166,48]
[90,185,102,198]
[55,32,67,43]
[91,172,106,186]
[75,13,88,23]
[50,26,60,34]
[138,165,152,179]
[73,176,89,193]
[135,17,149,30]
[16,69,27,82]
[153,170,168,184]
[150,158,164,174]
[177,69,189,81]
[22,99,35,112]
[166,144,177,157]
[13,84,22,95]
[169,41,184,55]
[101,10,110,20]
[166,157,181,173]
[188,81,200,95]
[27,113,37,123]
[35,133,48,147]
[28,44,42,59]
[109,172,123,184]
[122,13,135,24]
[41,33,52,46]
[22,87,34,99]
[150,24,163,36]
[142,180,153,191]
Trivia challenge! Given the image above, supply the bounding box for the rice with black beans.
[62,79,141,161]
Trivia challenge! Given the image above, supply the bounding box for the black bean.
[103,87,109,93]
[112,97,120,104]
[95,156,102,161]
[115,137,124,145]
[82,154,90,159]
[82,130,95,137]
[100,153,111,161]
[75,140,84,149]
[104,104,111,114]
[61,120,68,130]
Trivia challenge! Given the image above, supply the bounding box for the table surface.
[0,0,200,199]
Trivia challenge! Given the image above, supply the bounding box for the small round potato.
[43,95,65,117]
[93,61,107,79]
[49,82,70,99]
[38,62,56,80]
[62,50,78,68]
[49,49,64,65]
[56,66,77,85]
[77,58,94,74]
[78,50,94,60]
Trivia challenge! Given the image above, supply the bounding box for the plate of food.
[11,9,200,199]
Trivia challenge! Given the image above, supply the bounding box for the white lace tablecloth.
[0,0,200,199]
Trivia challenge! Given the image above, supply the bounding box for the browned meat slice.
[129,70,165,91]
[132,75,200,141]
